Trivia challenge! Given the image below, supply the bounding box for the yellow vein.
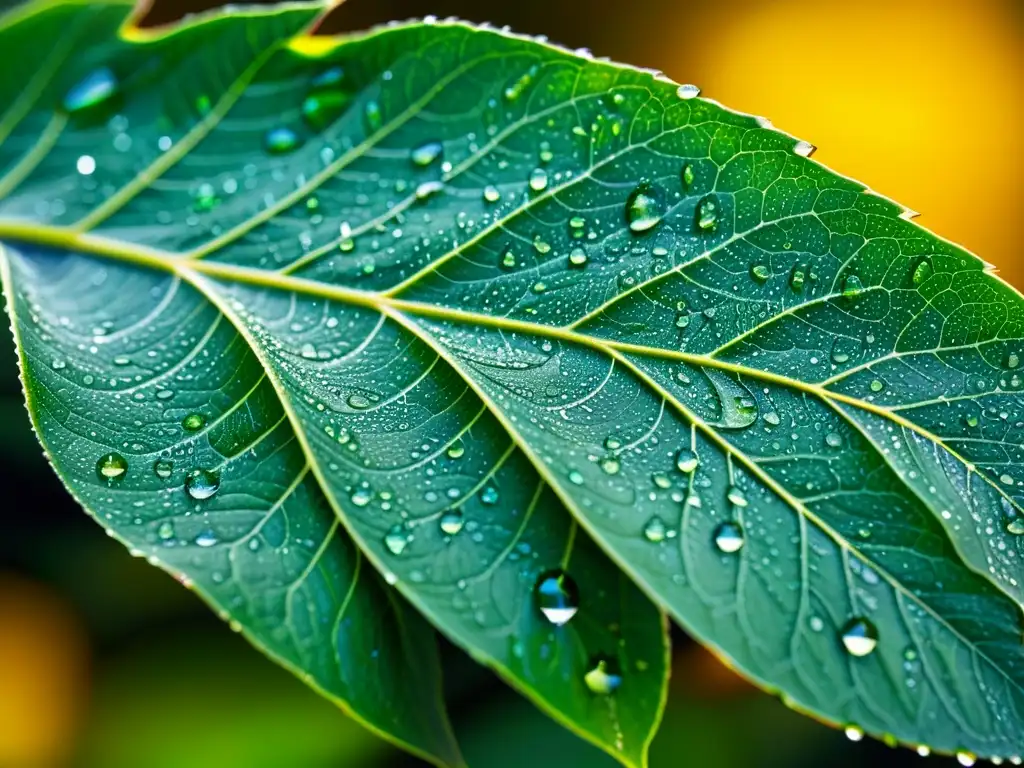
[0,113,66,200]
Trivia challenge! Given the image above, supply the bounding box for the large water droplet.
[529,168,548,192]
[713,521,744,553]
[844,725,864,742]
[153,458,173,479]
[185,469,220,501]
[583,656,623,694]
[411,140,443,167]
[384,524,409,555]
[842,274,865,297]
[568,246,588,267]
[64,68,118,113]
[534,570,579,626]
[956,751,977,767]
[643,516,668,543]
[440,509,465,536]
[264,127,300,155]
[350,487,372,507]
[483,185,501,203]
[195,530,218,547]
[675,449,699,474]
[625,184,662,233]
[695,196,718,231]
[911,259,932,286]
[726,485,748,507]
[96,452,127,484]
[676,83,700,100]
[839,617,878,656]
[182,413,206,431]
[347,393,371,410]
[1006,517,1024,535]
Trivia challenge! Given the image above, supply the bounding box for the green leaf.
[0,2,669,765]
[0,0,1022,764]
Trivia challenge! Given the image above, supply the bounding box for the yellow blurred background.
[0,1,1020,766]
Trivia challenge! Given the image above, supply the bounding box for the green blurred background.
[1,0,1020,765]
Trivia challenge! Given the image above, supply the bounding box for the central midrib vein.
[0,218,1018,518]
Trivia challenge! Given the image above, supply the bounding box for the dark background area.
[1,0,1020,765]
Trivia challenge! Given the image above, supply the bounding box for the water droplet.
[195,530,218,547]
[384,524,409,555]
[411,140,443,167]
[713,521,745,553]
[483,185,500,203]
[64,68,118,113]
[842,274,865,297]
[184,469,220,501]
[415,180,444,200]
[447,441,465,459]
[790,266,806,292]
[625,183,662,233]
[1007,352,1020,369]
[301,73,351,130]
[912,259,932,286]
[956,751,977,767]
[347,393,371,409]
[529,168,548,192]
[480,486,499,505]
[500,246,518,270]
[825,432,843,448]
[695,196,718,231]
[599,456,620,475]
[750,264,771,283]
[535,570,579,626]
[793,140,814,157]
[182,413,206,431]
[157,521,174,541]
[726,485,748,507]
[193,182,219,212]
[869,379,885,393]
[569,216,586,236]
[363,100,382,132]
[916,746,931,757]
[350,487,372,507]
[839,617,878,657]
[676,449,699,474]
[1007,518,1024,535]
[844,725,864,742]
[676,83,700,100]
[764,411,781,426]
[76,155,96,175]
[567,469,584,486]
[439,509,465,536]
[264,127,300,155]
[682,163,695,188]
[643,516,668,543]
[568,247,588,267]
[584,656,623,694]
[96,452,127,484]
[153,458,173,479]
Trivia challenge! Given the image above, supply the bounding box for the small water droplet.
[76,155,96,175]
[599,456,620,475]
[568,247,588,267]
[195,530,218,547]
[264,127,300,155]
[64,68,118,113]
[676,83,700,100]
[844,725,864,742]
[825,432,843,448]
[916,746,931,757]
[625,183,662,233]
[842,274,865,297]
[157,521,174,541]
[1007,518,1024,535]
[1007,352,1020,369]
[384,524,409,555]
[535,570,579,626]
[567,469,584,486]
[793,140,814,157]
[184,469,220,501]
[682,163,695,188]
[583,656,623,694]
[912,259,932,286]
[713,521,744,553]
[447,441,465,459]
[153,458,173,479]
[363,100,382,132]
[440,509,465,536]
[839,617,878,657]
[96,452,127,484]
[790,266,806,292]
[869,379,885,393]
[347,393,371,410]
[350,487,372,507]
[956,751,977,767]
[750,264,771,283]
[414,180,444,200]
[529,168,548,192]
[483,185,500,203]
[643,516,668,543]
[411,140,443,167]
[676,449,699,474]
[695,196,718,231]
[726,485,748,507]
[182,413,206,431]
[480,486,500,505]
